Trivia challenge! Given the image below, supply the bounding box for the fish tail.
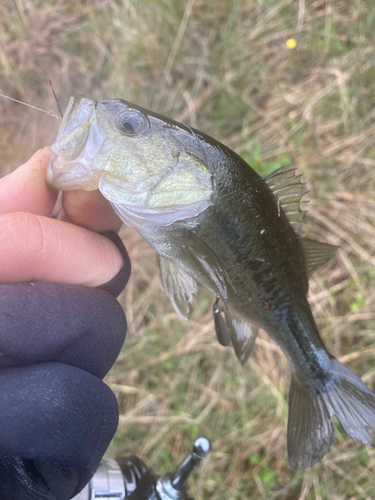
[287,358,375,471]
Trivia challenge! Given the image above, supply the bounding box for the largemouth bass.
[47,96,375,471]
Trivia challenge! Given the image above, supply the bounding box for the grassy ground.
[1,0,375,498]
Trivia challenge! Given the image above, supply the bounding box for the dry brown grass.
[1,0,375,498]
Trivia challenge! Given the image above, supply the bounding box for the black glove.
[0,232,130,500]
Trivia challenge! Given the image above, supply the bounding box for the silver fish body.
[47,96,375,470]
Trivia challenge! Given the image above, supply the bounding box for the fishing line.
[0,92,61,120]
[49,80,63,118]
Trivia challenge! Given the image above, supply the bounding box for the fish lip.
[46,98,107,190]
[46,151,58,185]
[46,151,97,189]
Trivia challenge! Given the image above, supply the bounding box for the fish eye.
[115,110,148,136]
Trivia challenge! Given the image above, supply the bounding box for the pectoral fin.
[138,226,231,315]
[159,256,198,319]
[183,232,231,304]
[300,238,338,278]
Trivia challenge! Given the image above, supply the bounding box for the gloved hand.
[0,148,130,500]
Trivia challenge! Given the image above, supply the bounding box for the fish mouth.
[46,96,107,191]
[46,150,98,190]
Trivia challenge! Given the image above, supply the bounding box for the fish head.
[47,96,213,228]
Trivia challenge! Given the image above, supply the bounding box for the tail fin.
[287,358,375,471]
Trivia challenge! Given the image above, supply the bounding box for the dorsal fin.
[263,165,309,234]
[300,238,338,278]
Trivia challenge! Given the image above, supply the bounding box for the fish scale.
[47,95,375,471]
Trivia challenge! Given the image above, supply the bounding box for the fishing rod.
[72,436,211,500]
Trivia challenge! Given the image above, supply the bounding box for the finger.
[0,212,124,286]
[0,147,57,216]
[61,189,122,232]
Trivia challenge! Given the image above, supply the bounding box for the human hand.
[0,148,130,500]
[0,147,124,286]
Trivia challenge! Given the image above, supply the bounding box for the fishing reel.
[72,436,210,500]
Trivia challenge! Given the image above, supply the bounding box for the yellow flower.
[286,38,297,49]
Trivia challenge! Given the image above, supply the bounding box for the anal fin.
[212,299,259,364]
[226,307,260,366]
